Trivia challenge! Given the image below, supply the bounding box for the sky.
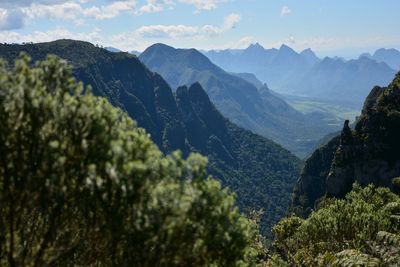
[0,0,399,58]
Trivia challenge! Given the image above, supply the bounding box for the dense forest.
[0,55,266,266]
[0,40,302,235]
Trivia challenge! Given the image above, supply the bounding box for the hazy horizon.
[0,0,399,59]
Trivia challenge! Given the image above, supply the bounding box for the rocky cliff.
[291,73,400,216]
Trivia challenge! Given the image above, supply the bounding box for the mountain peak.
[279,44,295,52]
[359,52,372,59]
[246,42,265,51]
[300,48,319,64]
[188,82,210,102]
[146,43,175,53]
[300,48,315,56]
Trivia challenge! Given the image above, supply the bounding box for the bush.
[0,55,260,266]
[270,184,400,266]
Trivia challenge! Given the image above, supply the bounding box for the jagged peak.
[188,82,209,99]
[187,82,215,108]
[279,44,296,52]
[374,47,400,55]
[246,42,265,51]
[300,48,316,56]
[359,52,372,59]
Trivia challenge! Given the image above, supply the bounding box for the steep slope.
[230,72,264,89]
[0,39,302,233]
[291,73,400,216]
[204,44,396,108]
[139,43,338,157]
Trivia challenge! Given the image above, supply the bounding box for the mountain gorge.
[204,44,397,108]
[139,43,339,157]
[0,39,301,233]
[291,73,400,216]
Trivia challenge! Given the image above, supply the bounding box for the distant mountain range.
[0,39,301,233]
[139,43,339,157]
[203,44,397,108]
[106,46,141,56]
[359,48,400,71]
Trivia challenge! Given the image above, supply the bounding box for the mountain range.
[0,39,301,233]
[360,48,400,70]
[203,44,397,108]
[139,43,339,157]
[291,73,400,217]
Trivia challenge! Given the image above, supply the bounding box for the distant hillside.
[291,73,400,217]
[203,44,396,108]
[360,48,400,71]
[230,72,264,89]
[105,46,122,53]
[139,43,339,157]
[0,39,302,233]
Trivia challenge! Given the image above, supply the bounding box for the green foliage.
[0,40,302,237]
[0,55,262,266]
[270,184,400,266]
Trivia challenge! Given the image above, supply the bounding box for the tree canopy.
[0,55,262,266]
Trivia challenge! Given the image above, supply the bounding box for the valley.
[0,1,399,265]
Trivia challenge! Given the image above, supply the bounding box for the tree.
[0,54,261,266]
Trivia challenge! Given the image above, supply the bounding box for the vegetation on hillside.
[0,40,302,236]
[0,55,265,266]
[269,184,400,266]
[139,43,339,157]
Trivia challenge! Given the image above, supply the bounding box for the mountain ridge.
[0,39,302,233]
[203,44,397,108]
[140,43,339,157]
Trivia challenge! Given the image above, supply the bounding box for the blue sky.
[0,0,399,57]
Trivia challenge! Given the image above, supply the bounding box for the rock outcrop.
[291,72,400,216]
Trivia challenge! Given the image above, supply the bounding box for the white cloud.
[280,5,291,16]
[0,0,231,32]
[24,2,83,21]
[0,8,25,30]
[136,24,199,38]
[178,0,229,12]
[201,13,240,35]
[0,27,102,44]
[138,0,174,14]
[234,36,256,49]
[83,0,137,20]
[223,13,240,29]
[0,0,69,8]
[0,0,139,29]
[136,13,240,38]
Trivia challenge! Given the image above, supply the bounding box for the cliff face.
[327,74,400,196]
[292,73,400,216]
[290,135,340,217]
